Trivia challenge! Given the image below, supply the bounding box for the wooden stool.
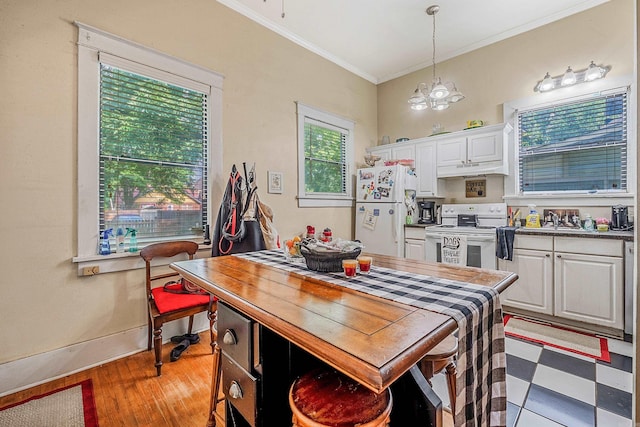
[289,369,392,427]
[418,334,458,411]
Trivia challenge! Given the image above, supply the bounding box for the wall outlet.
[81,266,100,276]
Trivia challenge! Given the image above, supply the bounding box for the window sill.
[503,192,634,207]
[72,244,212,276]
[297,196,354,208]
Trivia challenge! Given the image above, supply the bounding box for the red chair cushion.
[151,284,211,314]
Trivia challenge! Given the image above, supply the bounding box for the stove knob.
[229,381,243,399]
[223,329,237,345]
[489,206,495,212]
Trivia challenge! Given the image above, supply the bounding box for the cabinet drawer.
[405,226,427,240]
[513,235,553,251]
[222,354,259,426]
[218,302,253,371]
[555,237,623,257]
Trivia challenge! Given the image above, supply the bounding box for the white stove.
[425,203,507,269]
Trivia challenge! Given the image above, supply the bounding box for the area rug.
[0,379,98,427]
[504,315,610,362]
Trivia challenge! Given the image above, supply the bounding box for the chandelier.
[408,5,464,111]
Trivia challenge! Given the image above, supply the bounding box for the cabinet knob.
[229,381,243,399]
[545,254,550,257]
[556,254,562,258]
[223,329,237,345]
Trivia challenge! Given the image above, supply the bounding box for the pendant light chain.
[431,8,437,83]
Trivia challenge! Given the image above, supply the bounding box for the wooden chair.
[418,334,458,412]
[140,241,215,376]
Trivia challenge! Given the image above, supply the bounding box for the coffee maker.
[418,201,436,224]
[611,205,631,230]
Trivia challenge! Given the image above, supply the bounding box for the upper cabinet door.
[391,144,415,162]
[467,132,502,163]
[415,140,439,197]
[436,137,466,167]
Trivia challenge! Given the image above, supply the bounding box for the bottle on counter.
[306,225,316,240]
[320,228,332,242]
[583,214,595,232]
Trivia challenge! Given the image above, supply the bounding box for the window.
[75,23,223,266]
[296,102,354,207]
[517,89,628,193]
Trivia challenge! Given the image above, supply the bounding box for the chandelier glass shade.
[409,5,464,111]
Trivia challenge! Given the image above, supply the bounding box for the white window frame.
[296,102,354,208]
[503,75,636,207]
[73,22,224,273]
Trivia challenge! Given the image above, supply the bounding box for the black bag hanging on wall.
[212,164,266,257]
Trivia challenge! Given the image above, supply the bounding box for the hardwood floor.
[0,332,222,426]
[0,331,452,426]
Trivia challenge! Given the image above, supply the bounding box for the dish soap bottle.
[583,214,595,232]
[99,228,113,255]
[525,204,541,228]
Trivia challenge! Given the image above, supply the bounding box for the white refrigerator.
[355,165,417,257]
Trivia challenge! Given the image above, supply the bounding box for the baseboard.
[0,313,210,397]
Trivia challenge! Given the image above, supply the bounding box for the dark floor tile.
[524,384,595,427]
[506,401,520,427]
[538,348,595,381]
[597,352,633,373]
[506,354,537,382]
[596,383,632,419]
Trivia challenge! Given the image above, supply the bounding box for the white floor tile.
[532,365,595,405]
[606,338,634,357]
[515,408,565,427]
[505,337,542,363]
[596,408,633,427]
[506,374,529,406]
[596,363,633,393]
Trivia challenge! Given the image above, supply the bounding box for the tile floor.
[431,335,634,427]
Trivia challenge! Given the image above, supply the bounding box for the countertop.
[515,226,633,241]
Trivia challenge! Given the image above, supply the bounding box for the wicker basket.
[300,245,361,273]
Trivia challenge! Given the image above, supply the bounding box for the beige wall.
[378,0,635,204]
[0,0,635,381]
[0,0,376,364]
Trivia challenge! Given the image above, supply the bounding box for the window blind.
[518,90,627,193]
[99,63,209,240]
[303,117,348,195]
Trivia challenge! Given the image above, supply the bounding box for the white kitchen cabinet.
[404,226,426,260]
[414,138,440,197]
[436,123,512,177]
[391,144,415,162]
[405,239,425,260]
[499,234,625,332]
[554,237,623,330]
[500,247,554,315]
[499,235,554,315]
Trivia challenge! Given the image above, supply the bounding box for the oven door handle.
[424,233,495,242]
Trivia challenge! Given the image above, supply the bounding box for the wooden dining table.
[171,251,518,427]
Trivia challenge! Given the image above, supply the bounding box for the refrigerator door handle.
[391,208,398,243]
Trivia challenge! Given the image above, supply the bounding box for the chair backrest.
[140,241,199,297]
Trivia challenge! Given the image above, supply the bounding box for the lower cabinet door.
[554,252,623,329]
[405,239,425,260]
[499,249,553,315]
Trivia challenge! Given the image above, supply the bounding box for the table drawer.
[222,354,259,427]
[218,302,253,372]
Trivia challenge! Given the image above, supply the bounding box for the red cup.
[357,256,372,274]
[342,259,358,278]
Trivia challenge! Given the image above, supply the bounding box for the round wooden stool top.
[290,369,392,427]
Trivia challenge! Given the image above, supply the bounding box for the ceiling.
[217,0,609,84]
